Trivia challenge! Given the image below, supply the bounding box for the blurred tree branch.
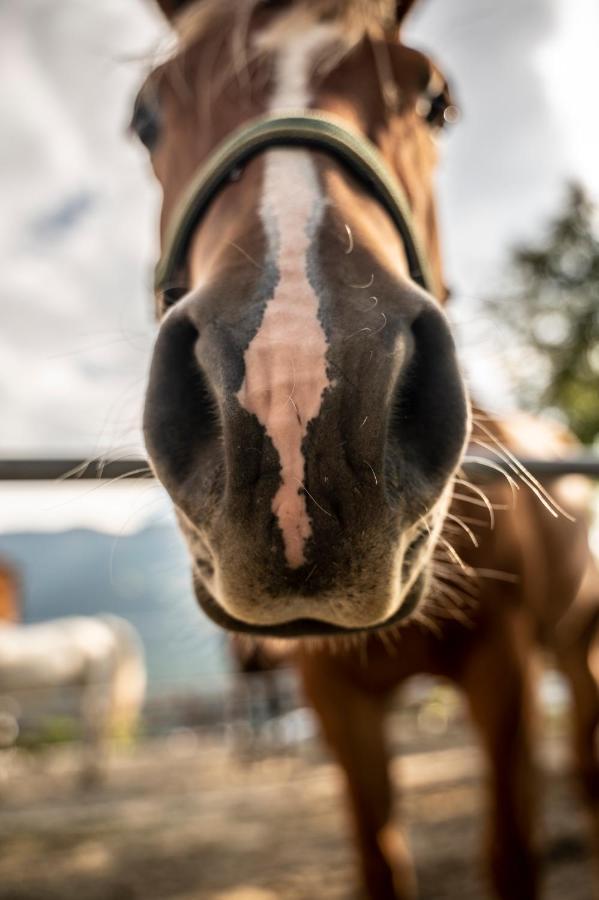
[484,184,599,445]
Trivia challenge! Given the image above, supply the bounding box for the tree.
[485,184,599,445]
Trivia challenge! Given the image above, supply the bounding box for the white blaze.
[236,25,336,568]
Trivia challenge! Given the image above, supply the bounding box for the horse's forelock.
[173,0,401,51]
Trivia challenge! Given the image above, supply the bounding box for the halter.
[154,110,433,309]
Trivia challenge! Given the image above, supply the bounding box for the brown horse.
[135,1,599,896]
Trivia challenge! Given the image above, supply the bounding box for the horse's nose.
[143,310,221,499]
[384,302,468,506]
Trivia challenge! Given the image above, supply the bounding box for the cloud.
[1,0,164,455]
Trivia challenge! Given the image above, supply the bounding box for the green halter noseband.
[154,110,434,308]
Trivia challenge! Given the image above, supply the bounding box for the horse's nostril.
[387,305,467,501]
[143,313,220,485]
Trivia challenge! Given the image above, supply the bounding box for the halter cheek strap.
[154,110,433,310]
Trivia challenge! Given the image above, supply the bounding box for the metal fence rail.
[1,456,598,481]
[0,459,152,481]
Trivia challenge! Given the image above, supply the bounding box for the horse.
[0,615,146,782]
[135,1,599,896]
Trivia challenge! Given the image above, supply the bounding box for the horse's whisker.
[347,273,374,289]
[462,453,520,501]
[293,479,334,518]
[344,223,354,254]
[453,479,497,527]
[471,422,575,521]
[445,513,479,547]
[438,537,468,571]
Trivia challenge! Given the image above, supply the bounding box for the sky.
[1,0,599,531]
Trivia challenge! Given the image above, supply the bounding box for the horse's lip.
[195,571,426,638]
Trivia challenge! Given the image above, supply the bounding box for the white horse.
[0,615,146,782]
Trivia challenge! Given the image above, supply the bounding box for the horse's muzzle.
[143,292,469,635]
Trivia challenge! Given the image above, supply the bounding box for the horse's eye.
[130,95,162,152]
[416,88,460,130]
[416,66,460,129]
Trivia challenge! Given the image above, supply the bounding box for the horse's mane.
[175,0,398,50]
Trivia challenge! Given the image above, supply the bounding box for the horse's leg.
[458,611,539,900]
[299,653,415,900]
[79,658,111,787]
[80,683,109,786]
[555,605,599,885]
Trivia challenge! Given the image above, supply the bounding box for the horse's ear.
[152,0,194,20]
[395,0,419,27]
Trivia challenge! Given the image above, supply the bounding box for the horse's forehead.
[164,6,375,105]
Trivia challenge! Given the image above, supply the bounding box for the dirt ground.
[0,722,594,900]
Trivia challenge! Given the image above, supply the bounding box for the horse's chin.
[192,569,429,638]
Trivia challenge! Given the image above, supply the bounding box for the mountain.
[0,524,231,694]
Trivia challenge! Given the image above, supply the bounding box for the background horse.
[136,1,599,896]
[0,615,146,781]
